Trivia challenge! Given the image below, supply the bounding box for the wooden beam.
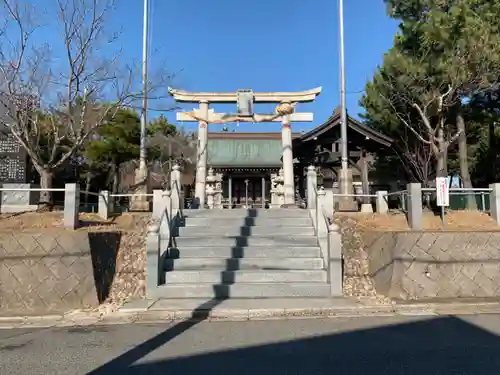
[168,87,322,103]
[176,110,314,123]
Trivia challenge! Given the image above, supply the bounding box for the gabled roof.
[299,107,393,147]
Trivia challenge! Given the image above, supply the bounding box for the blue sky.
[36,0,399,133]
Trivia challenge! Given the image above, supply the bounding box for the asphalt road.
[2,314,500,374]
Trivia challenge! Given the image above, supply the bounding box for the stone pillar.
[281,115,295,205]
[206,167,216,209]
[261,176,266,208]
[130,167,150,211]
[337,167,357,211]
[214,172,223,209]
[98,190,111,220]
[170,164,182,211]
[316,187,328,237]
[64,183,79,229]
[228,176,232,209]
[307,166,317,209]
[489,183,500,225]
[146,223,161,296]
[328,223,343,296]
[194,100,209,209]
[407,183,422,230]
[270,169,285,208]
[152,189,166,220]
[376,190,389,214]
[360,151,373,213]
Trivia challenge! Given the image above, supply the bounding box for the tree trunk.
[84,173,92,206]
[457,113,476,210]
[112,163,120,194]
[435,128,447,178]
[39,168,54,209]
[489,121,496,183]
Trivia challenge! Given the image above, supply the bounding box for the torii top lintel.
[167,87,322,103]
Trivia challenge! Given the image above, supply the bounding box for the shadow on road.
[87,315,500,375]
[89,209,265,374]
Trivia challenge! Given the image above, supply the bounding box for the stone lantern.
[270,168,285,208]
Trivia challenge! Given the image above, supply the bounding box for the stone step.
[183,209,310,219]
[174,235,318,247]
[155,282,331,298]
[167,246,321,258]
[164,270,327,283]
[178,226,315,237]
[164,257,324,271]
[184,217,313,227]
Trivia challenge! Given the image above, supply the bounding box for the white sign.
[436,177,449,207]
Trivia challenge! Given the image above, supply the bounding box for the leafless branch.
[0,0,174,196]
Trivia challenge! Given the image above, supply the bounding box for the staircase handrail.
[147,180,184,296]
[310,184,342,296]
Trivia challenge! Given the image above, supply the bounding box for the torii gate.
[168,87,321,208]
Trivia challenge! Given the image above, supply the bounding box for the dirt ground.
[0,212,151,232]
[337,210,500,231]
[0,210,498,232]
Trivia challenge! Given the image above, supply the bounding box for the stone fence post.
[152,189,166,221]
[170,164,182,212]
[146,223,162,297]
[316,187,328,237]
[98,190,111,220]
[307,166,317,209]
[328,222,342,296]
[407,183,422,230]
[376,190,388,214]
[489,183,500,225]
[64,183,79,229]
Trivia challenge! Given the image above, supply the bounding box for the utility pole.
[339,0,348,174]
[131,0,150,211]
[139,0,149,172]
[338,0,353,206]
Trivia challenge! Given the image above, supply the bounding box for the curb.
[2,301,500,329]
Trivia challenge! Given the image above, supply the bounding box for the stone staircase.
[154,208,333,299]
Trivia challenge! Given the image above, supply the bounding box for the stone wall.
[365,231,500,300]
[0,230,125,315]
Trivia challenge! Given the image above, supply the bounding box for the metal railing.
[385,190,409,213]
[422,187,492,212]
[331,193,377,198]
[0,187,65,192]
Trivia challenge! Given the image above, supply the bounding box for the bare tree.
[0,0,170,206]
[147,128,197,189]
[378,64,462,179]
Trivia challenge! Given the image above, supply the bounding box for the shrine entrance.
[216,169,276,209]
[168,87,321,208]
[228,175,266,208]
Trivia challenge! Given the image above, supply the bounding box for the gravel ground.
[339,210,499,231]
[334,215,393,305]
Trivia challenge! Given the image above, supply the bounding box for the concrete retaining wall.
[0,231,121,314]
[365,231,500,300]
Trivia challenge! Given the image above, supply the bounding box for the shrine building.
[205,108,394,209]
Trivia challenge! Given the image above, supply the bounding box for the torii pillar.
[194,101,209,208]
[169,87,321,208]
[281,113,295,205]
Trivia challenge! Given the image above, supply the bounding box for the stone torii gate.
[168,87,321,208]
